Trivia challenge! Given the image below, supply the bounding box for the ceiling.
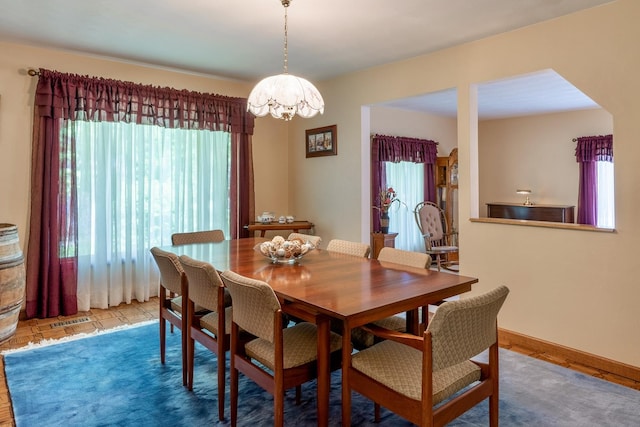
[0,0,613,118]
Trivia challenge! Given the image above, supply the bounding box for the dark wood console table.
[487,203,575,223]
[244,220,314,237]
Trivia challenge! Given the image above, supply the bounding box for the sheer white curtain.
[70,121,231,310]
[597,161,615,228]
[385,162,425,252]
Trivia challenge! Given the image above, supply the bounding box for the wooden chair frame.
[347,324,499,426]
[414,201,459,271]
[150,247,188,387]
[179,255,230,421]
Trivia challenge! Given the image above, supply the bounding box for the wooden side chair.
[344,285,509,426]
[220,270,343,427]
[149,247,188,387]
[287,232,322,248]
[178,255,232,421]
[326,239,371,258]
[171,229,225,245]
[351,247,432,350]
[414,201,458,271]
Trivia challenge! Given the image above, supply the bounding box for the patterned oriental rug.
[3,322,639,426]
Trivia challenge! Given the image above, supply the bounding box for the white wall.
[289,0,640,367]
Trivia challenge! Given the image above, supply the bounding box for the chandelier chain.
[283,0,289,74]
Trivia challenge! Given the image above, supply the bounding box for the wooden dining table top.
[162,237,478,328]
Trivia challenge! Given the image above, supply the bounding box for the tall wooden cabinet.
[434,148,459,262]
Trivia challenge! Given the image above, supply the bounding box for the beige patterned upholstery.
[287,232,322,248]
[377,247,431,268]
[427,286,509,371]
[220,270,343,427]
[171,229,225,245]
[326,239,371,258]
[178,255,232,420]
[352,339,481,404]
[347,286,509,426]
[149,247,188,386]
[350,248,432,350]
[220,271,281,342]
[245,322,342,370]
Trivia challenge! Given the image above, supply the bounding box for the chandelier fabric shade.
[247,0,324,121]
[247,73,324,120]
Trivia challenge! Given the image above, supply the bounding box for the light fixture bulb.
[247,0,324,120]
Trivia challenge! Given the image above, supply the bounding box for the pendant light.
[247,0,324,121]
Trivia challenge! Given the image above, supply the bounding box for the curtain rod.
[27,69,40,76]
[572,138,577,142]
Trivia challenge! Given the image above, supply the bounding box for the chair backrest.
[326,239,371,258]
[171,229,225,245]
[220,270,281,343]
[287,232,322,248]
[414,202,447,244]
[150,247,185,294]
[377,247,431,269]
[179,255,224,311]
[427,286,509,371]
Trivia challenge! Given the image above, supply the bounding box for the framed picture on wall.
[305,125,337,158]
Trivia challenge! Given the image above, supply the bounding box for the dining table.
[161,237,478,427]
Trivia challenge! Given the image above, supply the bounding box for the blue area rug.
[4,322,639,426]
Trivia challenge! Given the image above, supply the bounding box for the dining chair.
[287,232,322,248]
[345,285,509,426]
[350,247,432,350]
[171,229,225,245]
[220,270,343,427]
[178,255,232,421]
[149,247,188,387]
[326,239,371,258]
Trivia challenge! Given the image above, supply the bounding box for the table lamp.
[516,189,533,205]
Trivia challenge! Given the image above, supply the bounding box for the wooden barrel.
[0,224,26,343]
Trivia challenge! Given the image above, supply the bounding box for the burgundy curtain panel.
[574,134,613,226]
[371,134,438,232]
[26,68,254,318]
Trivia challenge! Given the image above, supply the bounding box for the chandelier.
[247,0,324,121]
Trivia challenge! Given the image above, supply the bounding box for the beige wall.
[0,41,288,246]
[370,106,457,156]
[479,108,613,213]
[289,0,640,366]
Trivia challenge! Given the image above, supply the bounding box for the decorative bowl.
[255,236,315,264]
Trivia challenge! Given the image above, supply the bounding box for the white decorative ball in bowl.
[255,236,315,264]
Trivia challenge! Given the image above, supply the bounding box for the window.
[385,162,425,251]
[68,120,231,309]
[596,161,615,228]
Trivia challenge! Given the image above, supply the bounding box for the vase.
[380,212,390,234]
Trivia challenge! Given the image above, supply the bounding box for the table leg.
[405,308,420,335]
[341,325,352,426]
[259,230,266,237]
[316,314,330,427]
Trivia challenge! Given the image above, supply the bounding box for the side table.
[371,232,398,259]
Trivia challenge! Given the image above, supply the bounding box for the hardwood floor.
[0,298,637,426]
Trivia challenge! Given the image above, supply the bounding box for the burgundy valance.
[371,134,438,164]
[575,134,613,163]
[34,68,254,135]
